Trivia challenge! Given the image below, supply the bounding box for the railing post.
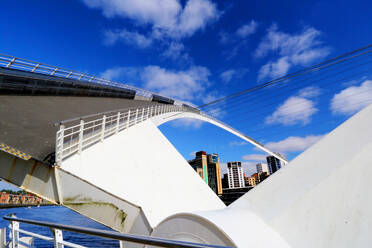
[78,120,84,154]
[53,229,64,248]
[9,216,19,248]
[65,72,73,78]
[56,125,65,165]
[135,109,139,124]
[126,110,131,129]
[101,115,106,142]
[141,108,145,122]
[51,68,58,75]
[147,107,150,119]
[6,57,16,68]
[32,63,40,72]
[116,112,120,134]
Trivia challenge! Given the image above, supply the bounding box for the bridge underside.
[0,95,162,161]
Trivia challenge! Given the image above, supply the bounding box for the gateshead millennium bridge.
[0,49,371,248]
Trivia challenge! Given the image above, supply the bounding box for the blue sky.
[1,0,371,189]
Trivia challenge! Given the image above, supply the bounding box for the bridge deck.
[0,95,161,162]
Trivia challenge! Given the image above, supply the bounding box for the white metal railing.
[4,215,232,248]
[0,53,190,105]
[55,104,199,165]
[55,103,288,165]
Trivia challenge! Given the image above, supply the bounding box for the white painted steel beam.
[151,111,288,163]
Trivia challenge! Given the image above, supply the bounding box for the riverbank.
[0,203,54,208]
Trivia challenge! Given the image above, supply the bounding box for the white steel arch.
[151,111,287,163]
[56,105,287,166]
[53,103,286,245]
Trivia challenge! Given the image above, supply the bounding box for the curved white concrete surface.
[153,104,372,247]
[61,120,225,230]
[59,108,286,236]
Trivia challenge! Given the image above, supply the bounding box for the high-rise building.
[227,162,245,188]
[246,177,256,186]
[221,173,229,189]
[188,151,222,195]
[207,153,222,195]
[256,163,269,174]
[266,154,286,174]
[251,173,260,184]
[259,171,270,182]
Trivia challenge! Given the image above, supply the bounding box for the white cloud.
[83,0,219,40]
[200,91,227,118]
[142,65,210,100]
[100,67,138,81]
[202,91,221,104]
[175,0,219,38]
[219,31,229,44]
[264,134,324,154]
[241,154,267,176]
[266,96,317,125]
[236,20,258,38]
[258,56,291,81]
[100,64,214,129]
[266,87,320,126]
[220,70,236,83]
[100,65,211,102]
[255,25,330,80]
[170,118,204,129]
[104,29,153,48]
[205,106,227,119]
[241,161,258,176]
[219,20,257,59]
[220,20,258,44]
[220,68,249,83]
[83,0,181,26]
[161,42,190,61]
[331,80,372,115]
[298,86,321,98]
[242,154,267,161]
[220,163,228,174]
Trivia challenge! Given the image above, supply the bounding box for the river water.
[0,205,120,247]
